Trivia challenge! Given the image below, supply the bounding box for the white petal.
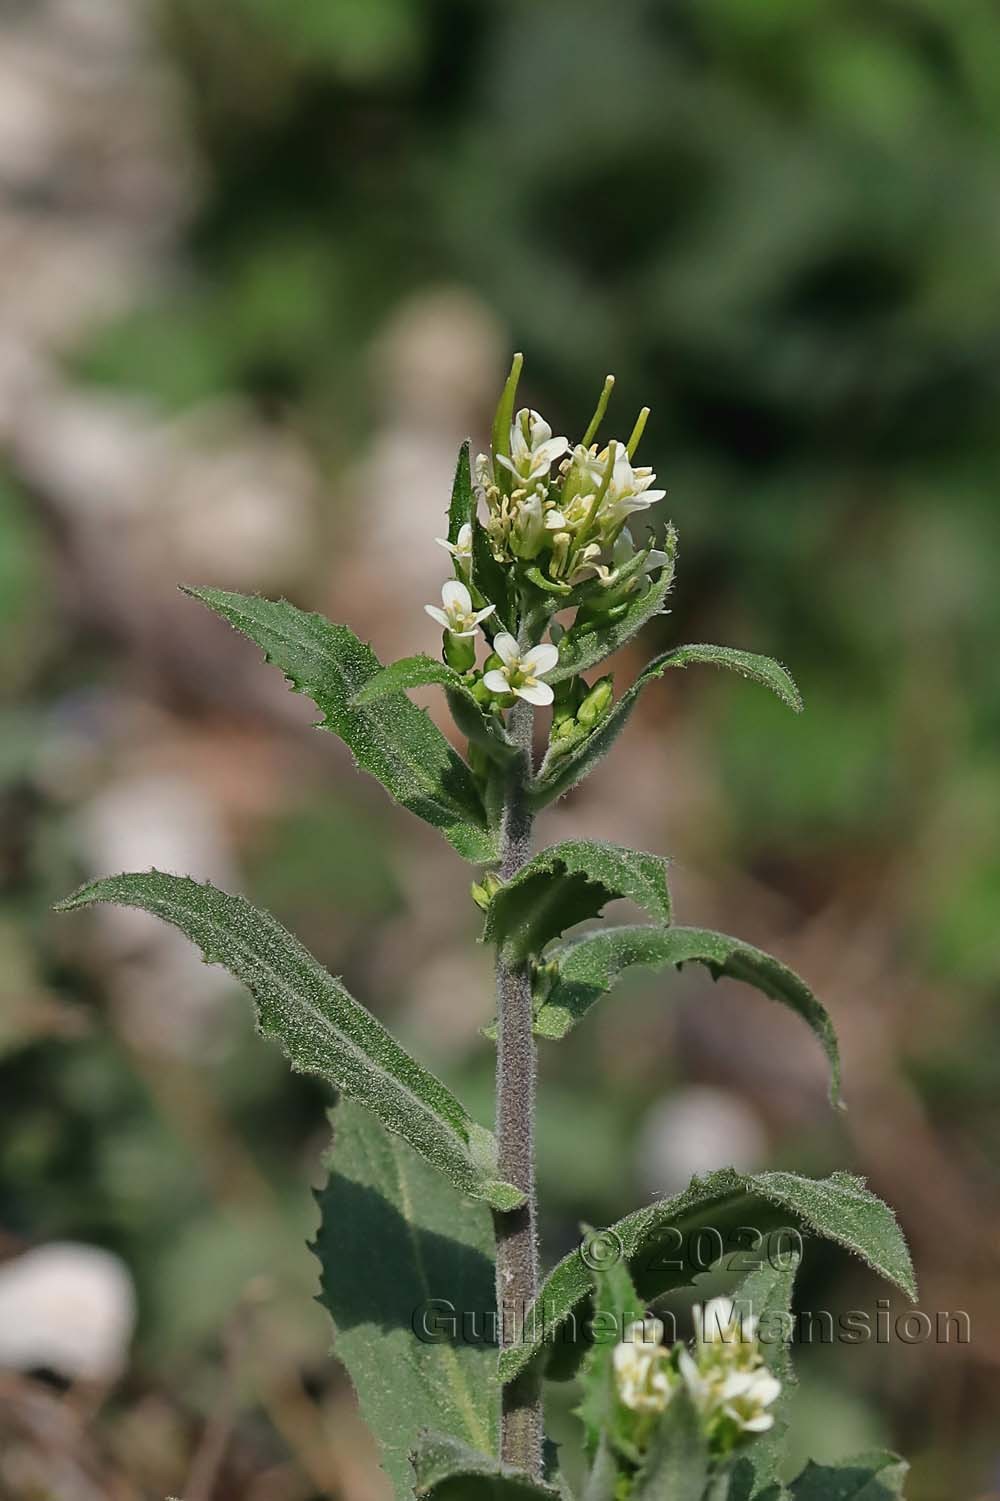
[742,1414,774,1433]
[473,604,496,624]
[442,579,472,612]
[752,1374,782,1406]
[515,680,554,706]
[483,670,510,695]
[495,454,516,474]
[456,523,473,550]
[434,536,456,553]
[492,632,520,666]
[535,436,569,467]
[424,606,450,627]
[544,509,567,530]
[522,642,559,676]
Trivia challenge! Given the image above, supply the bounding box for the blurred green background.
[1,1,997,1497]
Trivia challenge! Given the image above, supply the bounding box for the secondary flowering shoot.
[483,634,559,706]
[679,1297,782,1452]
[611,1297,782,1459]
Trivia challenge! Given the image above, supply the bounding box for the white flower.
[716,1367,781,1433]
[435,522,473,569]
[680,1297,781,1442]
[584,443,666,532]
[497,408,569,485]
[614,1319,676,1414]
[483,633,559,706]
[696,1296,757,1346]
[424,579,495,637]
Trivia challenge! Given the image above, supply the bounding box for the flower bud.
[577,675,613,727]
[470,872,504,911]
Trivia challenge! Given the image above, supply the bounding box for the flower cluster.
[475,379,669,593]
[423,366,672,716]
[612,1298,781,1456]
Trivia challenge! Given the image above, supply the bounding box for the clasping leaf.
[183,587,498,863]
[56,872,521,1211]
[483,841,672,965]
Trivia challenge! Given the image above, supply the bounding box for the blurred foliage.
[2,0,999,1497]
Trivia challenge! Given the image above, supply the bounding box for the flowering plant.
[57,357,915,1499]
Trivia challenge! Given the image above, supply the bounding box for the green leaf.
[547,550,676,686]
[472,514,515,637]
[532,924,841,1107]
[631,1388,709,1501]
[448,441,474,542]
[412,1432,562,1500]
[352,654,516,763]
[789,1452,908,1499]
[483,842,671,965]
[577,1250,644,1455]
[727,1254,801,1493]
[315,1101,499,1500]
[56,872,521,1211]
[581,1438,618,1501]
[183,587,497,863]
[499,1170,915,1385]
[532,645,802,809]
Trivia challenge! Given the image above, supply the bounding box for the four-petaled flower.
[497,409,569,486]
[585,444,666,533]
[483,633,559,706]
[435,523,473,570]
[424,579,495,637]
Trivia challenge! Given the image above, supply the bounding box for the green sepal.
[314,1100,499,1500]
[532,643,803,809]
[56,872,522,1211]
[482,841,671,965]
[183,587,498,862]
[532,924,841,1107]
[499,1169,915,1385]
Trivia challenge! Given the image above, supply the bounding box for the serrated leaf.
[483,842,671,964]
[631,1388,709,1501]
[532,924,841,1106]
[547,551,676,686]
[352,654,516,763]
[412,1432,562,1499]
[56,872,520,1210]
[499,1170,915,1385]
[578,1251,644,1455]
[315,1101,498,1500]
[448,441,474,541]
[532,645,802,809]
[789,1452,908,1500]
[727,1254,801,1493]
[183,587,497,862]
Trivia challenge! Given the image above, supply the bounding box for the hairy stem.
[493,694,542,1475]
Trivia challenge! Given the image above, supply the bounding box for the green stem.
[493,693,542,1475]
